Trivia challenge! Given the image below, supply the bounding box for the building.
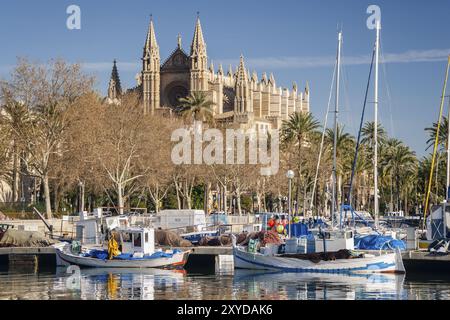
[107,15,310,131]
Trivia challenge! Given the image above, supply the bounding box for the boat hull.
[56,248,190,269]
[233,247,405,274]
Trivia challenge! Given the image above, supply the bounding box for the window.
[145,232,149,243]
[133,233,142,247]
[122,233,132,243]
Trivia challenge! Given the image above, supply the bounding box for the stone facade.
[107,16,310,130]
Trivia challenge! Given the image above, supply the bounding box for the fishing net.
[155,230,192,247]
[0,229,57,247]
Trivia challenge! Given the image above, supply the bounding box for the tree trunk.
[237,192,242,215]
[80,183,85,213]
[12,150,19,202]
[223,185,228,214]
[43,175,52,219]
[175,184,181,209]
[203,183,209,214]
[117,182,124,215]
[53,182,60,215]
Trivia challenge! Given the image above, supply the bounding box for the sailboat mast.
[446,94,450,202]
[331,31,342,227]
[374,21,380,228]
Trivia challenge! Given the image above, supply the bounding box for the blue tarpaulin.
[83,249,182,260]
[285,223,309,237]
[354,234,406,251]
[114,249,182,260]
[83,249,108,260]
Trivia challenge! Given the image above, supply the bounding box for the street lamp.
[286,170,295,238]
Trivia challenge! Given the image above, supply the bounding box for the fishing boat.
[55,227,190,269]
[231,232,405,273]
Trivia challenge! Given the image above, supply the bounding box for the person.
[267,216,275,230]
[108,234,121,260]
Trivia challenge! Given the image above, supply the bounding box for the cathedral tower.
[107,59,122,104]
[190,15,208,92]
[234,55,252,114]
[142,16,160,115]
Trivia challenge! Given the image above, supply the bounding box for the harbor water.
[1,267,449,300]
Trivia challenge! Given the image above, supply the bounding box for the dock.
[0,246,234,273]
[402,250,450,272]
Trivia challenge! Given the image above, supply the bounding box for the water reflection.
[0,267,449,300]
[233,270,406,300]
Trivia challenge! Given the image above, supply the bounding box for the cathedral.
[107,16,310,131]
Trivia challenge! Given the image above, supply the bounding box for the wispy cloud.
[81,62,139,72]
[1,48,448,75]
[218,48,450,69]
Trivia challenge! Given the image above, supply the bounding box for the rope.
[309,59,337,214]
[342,47,376,221]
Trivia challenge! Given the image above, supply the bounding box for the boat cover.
[83,249,183,260]
[354,234,406,250]
[285,223,309,237]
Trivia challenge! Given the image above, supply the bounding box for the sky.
[0,0,449,157]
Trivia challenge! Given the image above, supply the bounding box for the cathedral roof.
[161,46,190,71]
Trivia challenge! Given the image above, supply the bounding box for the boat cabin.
[115,227,155,256]
[427,203,450,240]
[312,229,354,253]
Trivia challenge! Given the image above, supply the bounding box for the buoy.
[276,224,284,234]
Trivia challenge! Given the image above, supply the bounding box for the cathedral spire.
[177,34,182,49]
[142,15,160,115]
[190,14,208,92]
[236,55,248,83]
[227,65,233,77]
[218,64,224,75]
[107,60,122,104]
[144,15,158,55]
[190,15,206,57]
[111,60,122,94]
[234,55,252,114]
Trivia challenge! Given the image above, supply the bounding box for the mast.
[423,55,450,229]
[374,20,380,229]
[331,31,342,227]
[446,94,450,202]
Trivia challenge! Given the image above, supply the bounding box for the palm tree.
[325,124,355,210]
[425,116,448,151]
[381,138,417,212]
[0,100,30,202]
[281,112,320,213]
[361,121,388,151]
[177,91,215,124]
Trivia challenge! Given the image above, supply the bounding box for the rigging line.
[348,46,376,207]
[379,40,396,138]
[309,57,338,211]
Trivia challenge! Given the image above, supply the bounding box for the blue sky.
[1,0,449,157]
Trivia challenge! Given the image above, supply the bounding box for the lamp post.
[286,170,295,239]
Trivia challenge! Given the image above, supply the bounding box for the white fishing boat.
[232,235,405,274]
[55,227,190,269]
